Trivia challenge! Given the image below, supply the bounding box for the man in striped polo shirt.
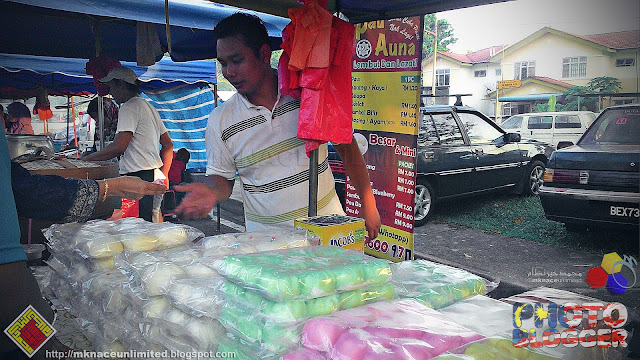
[175,13,380,240]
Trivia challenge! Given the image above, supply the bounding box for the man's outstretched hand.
[173,183,217,219]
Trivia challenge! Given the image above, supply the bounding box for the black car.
[539,104,640,231]
[329,106,554,226]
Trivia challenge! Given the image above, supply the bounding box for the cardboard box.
[294,215,365,252]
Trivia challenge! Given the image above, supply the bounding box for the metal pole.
[98,96,104,150]
[431,16,438,105]
[308,148,318,216]
[213,84,221,231]
[66,96,70,146]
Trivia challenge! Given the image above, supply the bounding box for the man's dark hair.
[7,102,30,119]
[87,97,99,117]
[176,148,191,163]
[213,13,270,57]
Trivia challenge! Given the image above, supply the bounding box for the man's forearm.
[83,143,122,161]
[336,140,376,208]
[160,147,173,177]
[206,174,234,202]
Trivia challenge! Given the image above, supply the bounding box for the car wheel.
[414,179,435,227]
[523,160,545,196]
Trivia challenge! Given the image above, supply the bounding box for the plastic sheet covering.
[218,280,395,356]
[198,228,313,256]
[164,278,226,318]
[432,337,560,359]
[44,217,204,259]
[437,295,514,338]
[115,248,222,297]
[213,246,391,301]
[81,269,129,315]
[296,299,484,359]
[390,260,496,309]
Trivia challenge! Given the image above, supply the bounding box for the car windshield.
[501,116,522,129]
[580,108,640,145]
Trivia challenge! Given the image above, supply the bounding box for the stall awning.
[499,93,563,102]
[0,53,216,97]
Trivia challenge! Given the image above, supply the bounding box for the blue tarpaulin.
[143,85,216,172]
[0,0,289,62]
[0,53,216,98]
[499,93,564,102]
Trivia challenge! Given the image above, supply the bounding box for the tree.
[422,14,458,58]
[556,86,598,112]
[556,77,622,112]
[587,76,622,93]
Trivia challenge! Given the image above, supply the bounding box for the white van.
[500,111,596,148]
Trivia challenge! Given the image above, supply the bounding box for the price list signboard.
[346,17,422,262]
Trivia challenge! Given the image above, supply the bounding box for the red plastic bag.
[280,7,355,156]
[121,198,139,218]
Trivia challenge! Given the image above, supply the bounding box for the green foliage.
[587,76,622,93]
[430,193,638,255]
[270,50,283,69]
[535,103,549,112]
[423,14,458,58]
[556,77,622,112]
[556,86,598,112]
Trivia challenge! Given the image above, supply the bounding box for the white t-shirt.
[116,96,167,174]
[206,93,344,232]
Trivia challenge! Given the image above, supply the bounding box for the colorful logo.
[585,253,637,294]
[512,302,629,348]
[4,305,56,357]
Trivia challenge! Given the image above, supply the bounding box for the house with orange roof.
[422,45,505,116]
[422,27,639,121]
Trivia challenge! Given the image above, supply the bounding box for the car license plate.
[609,205,640,218]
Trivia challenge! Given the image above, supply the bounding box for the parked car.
[501,111,596,149]
[329,106,554,226]
[539,104,639,231]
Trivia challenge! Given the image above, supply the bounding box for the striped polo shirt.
[205,93,345,232]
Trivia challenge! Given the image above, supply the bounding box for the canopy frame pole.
[213,84,221,231]
[165,0,172,53]
[308,148,318,216]
[66,95,70,147]
[98,96,105,150]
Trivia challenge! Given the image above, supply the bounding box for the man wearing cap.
[83,66,173,222]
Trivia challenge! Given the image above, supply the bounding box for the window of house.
[616,58,635,67]
[495,68,502,76]
[562,57,587,78]
[502,102,517,117]
[474,70,486,77]
[436,69,450,86]
[514,61,535,80]
[528,116,553,129]
[613,99,634,105]
[555,115,581,128]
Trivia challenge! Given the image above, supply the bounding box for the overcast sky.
[438,0,640,53]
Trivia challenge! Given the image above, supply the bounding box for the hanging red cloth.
[33,86,53,125]
[279,0,355,156]
[85,54,121,96]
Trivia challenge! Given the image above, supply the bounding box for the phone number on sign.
[365,238,412,260]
